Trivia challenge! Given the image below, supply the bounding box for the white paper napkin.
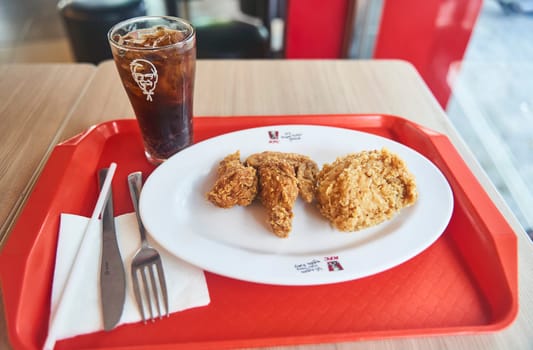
[44,212,210,349]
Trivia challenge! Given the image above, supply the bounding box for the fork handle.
[128,171,149,245]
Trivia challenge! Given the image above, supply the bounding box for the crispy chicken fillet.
[207,151,258,208]
[245,151,319,203]
[316,148,418,232]
[257,160,299,238]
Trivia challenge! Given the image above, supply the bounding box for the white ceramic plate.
[140,125,453,285]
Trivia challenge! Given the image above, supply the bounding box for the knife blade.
[98,168,126,331]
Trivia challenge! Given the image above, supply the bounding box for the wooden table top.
[1,60,532,350]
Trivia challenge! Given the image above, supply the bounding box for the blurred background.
[0,0,532,238]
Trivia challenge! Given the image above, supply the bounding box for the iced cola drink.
[108,16,196,164]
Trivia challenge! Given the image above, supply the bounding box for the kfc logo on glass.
[130,59,158,102]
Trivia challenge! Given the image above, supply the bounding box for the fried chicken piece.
[245,151,319,203]
[207,151,258,208]
[257,160,299,238]
[316,148,418,232]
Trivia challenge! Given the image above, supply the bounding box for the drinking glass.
[108,16,196,164]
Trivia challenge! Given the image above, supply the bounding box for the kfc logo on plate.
[268,130,279,143]
[325,256,344,271]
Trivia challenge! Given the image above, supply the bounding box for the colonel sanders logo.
[268,130,279,143]
[327,260,344,271]
[130,59,158,102]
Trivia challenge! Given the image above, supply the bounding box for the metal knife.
[98,168,126,331]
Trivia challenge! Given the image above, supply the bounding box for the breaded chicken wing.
[245,151,319,203]
[207,151,258,208]
[257,160,299,238]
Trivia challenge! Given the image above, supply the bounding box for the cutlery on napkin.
[44,162,117,350]
[44,166,210,349]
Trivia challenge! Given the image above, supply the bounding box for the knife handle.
[98,169,114,224]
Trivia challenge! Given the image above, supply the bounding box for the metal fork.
[128,171,169,322]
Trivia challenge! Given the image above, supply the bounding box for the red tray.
[0,114,518,350]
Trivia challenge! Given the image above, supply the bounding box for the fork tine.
[155,259,169,317]
[140,267,155,322]
[132,268,146,323]
[148,265,162,319]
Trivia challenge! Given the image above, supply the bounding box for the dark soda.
[109,18,196,164]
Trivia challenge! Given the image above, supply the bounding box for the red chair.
[284,0,483,109]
